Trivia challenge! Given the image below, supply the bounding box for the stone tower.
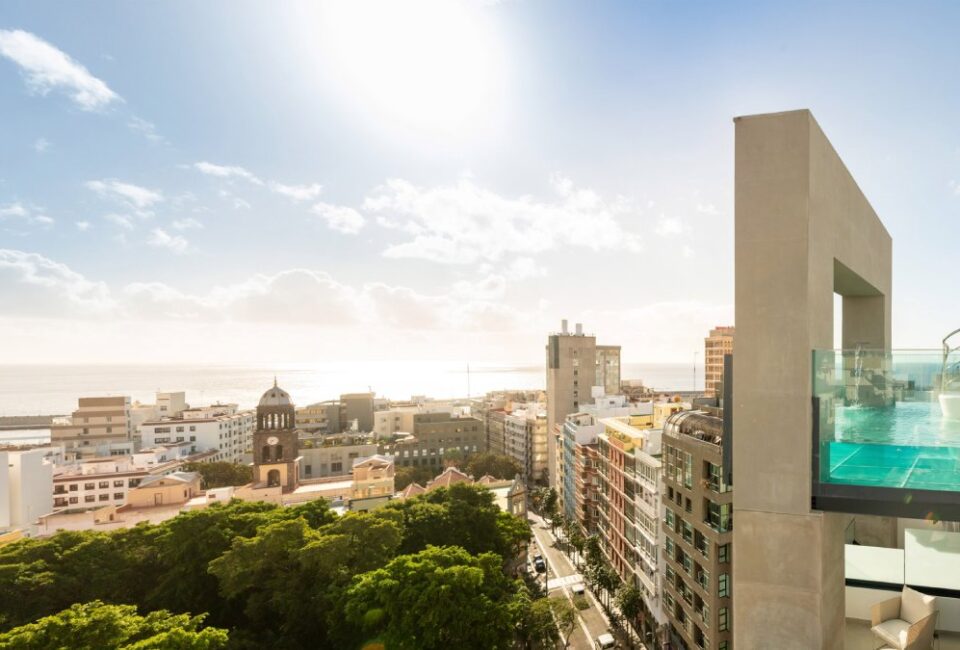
[253,378,299,491]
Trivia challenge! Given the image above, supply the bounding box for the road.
[528,513,611,650]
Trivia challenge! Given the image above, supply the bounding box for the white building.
[1,448,54,537]
[130,391,188,436]
[52,444,214,511]
[503,405,548,485]
[140,403,254,464]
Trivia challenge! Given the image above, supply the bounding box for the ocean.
[0,361,699,418]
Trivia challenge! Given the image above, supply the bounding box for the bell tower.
[252,378,300,491]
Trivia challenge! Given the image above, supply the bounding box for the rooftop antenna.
[467,363,471,400]
[693,350,699,392]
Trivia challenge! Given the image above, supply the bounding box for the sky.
[1,0,960,366]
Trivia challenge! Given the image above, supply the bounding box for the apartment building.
[704,327,734,397]
[140,403,254,463]
[560,394,640,525]
[51,445,214,511]
[662,410,732,650]
[503,405,548,485]
[546,320,620,488]
[596,415,665,640]
[51,396,134,460]
[296,401,340,433]
[378,412,484,469]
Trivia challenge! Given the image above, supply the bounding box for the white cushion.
[872,618,910,649]
[900,585,936,624]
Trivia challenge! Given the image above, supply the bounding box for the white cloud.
[33,137,50,153]
[312,202,366,234]
[86,179,163,211]
[192,161,263,185]
[367,174,643,264]
[127,116,164,144]
[0,249,114,315]
[269,182,323,202]
[0,29,121,111]
[103,213,134,230]
[75,220,91,231]
[654,215,684,237]
[148,228,188,254]
[696,202,720,216]
[0,201,54,228]
[172,217,203,230]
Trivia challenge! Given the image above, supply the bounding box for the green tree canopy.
[464,453,523,480]
[0,601,228,650]
[345,545,522,650]
[181,462,252,489]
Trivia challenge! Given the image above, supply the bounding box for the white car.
[595,632,616,649]
[571,583,585,596]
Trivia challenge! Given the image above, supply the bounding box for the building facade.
[662,410,732,650]
[0,448,53,537]
[140,403,254,464]
[704,327,734,397]
[503,406,548,485]
[596,416,665,640]
[378,412,484,469]
[51,396,134,460]
[299,439,378,479]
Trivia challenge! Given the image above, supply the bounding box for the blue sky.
[1,0,959,365]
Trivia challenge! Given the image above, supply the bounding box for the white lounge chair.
[870,586,937,650]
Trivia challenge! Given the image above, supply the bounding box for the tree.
[394,464,435,490]
[344,545,521,650]
[615,583,645,641]
[181,462,252,489]
[464,453,523,480]
[542,489,560,534]
[549,597,577,647]
[567,524,586,568]
[0,601,228,650]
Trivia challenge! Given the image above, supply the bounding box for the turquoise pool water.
[824,401,960,492]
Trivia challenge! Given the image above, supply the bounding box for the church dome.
[259,379,292,407]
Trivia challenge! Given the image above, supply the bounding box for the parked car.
[533,556,546,573]
[594,632,617,649]
[571,582,585,595]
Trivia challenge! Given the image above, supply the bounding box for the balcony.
[813,348,960,518]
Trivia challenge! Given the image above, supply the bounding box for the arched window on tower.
[267,469,280,487]
[275,444,283,461]
[262,445,270,463]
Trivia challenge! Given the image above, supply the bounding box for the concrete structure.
[140,403,254,464]
[0,448,53,537]
[340,392,375,432]
[378,412,483,470]
[546,320,620,488]
[252,380,301,491]
[350,454,395,500]
[663,409,731,650]
[299,438,378,479]
[51,396,133,460]
[733,109,891,648]
[296,401,340,433]
[704,327,734,397]
[596,416,665,640]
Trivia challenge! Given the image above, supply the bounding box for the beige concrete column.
[733,110,891,649]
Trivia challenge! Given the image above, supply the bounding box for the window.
[99,481,110,489]
[706,501,732,533]
[718,607,729,632]
[665,508,675,528]
[114,480,124,488]
[665,537,675,556]
[331,462,343,473]
[114,493,124,500]
[305,464,312,476]
[129,479,141,488]
[718,543,730,563]
[682,520,694,544]
[69,484,78,491]
[84,482,95,490]
[69,497,78,504]
[99,494,109,501]
[718,573,729,598]
[85,495,95,503]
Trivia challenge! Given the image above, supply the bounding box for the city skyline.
[3,0,960,366]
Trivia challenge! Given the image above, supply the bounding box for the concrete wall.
[733,109,892,649]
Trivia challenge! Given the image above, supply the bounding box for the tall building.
[596,415,665,642]
[662,409,731,650]
[0,448,53,538]
[503,405,548,485]
[546,320,620,487]
[704,327,734,397]
[252,380,300,491]
[51,396,134,460]
[340,392,375,432]
[378,412,484,469]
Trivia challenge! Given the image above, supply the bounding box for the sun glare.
[314,0,507,138]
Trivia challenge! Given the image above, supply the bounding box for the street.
[528,513,612,650]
